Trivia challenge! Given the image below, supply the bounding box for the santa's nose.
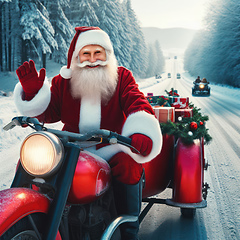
[89,54,97,63]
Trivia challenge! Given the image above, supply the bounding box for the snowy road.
[139,58,240,240]
[0,58,240,239]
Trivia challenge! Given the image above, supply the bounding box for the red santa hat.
[60,26,114,79]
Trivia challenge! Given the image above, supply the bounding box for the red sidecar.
[140,135,208,219]
[141,93,211,219]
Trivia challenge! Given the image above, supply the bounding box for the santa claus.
[14,26,162,239]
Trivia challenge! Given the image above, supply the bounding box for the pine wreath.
[160,103,212,145]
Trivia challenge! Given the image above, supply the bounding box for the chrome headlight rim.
[20,131,64,178]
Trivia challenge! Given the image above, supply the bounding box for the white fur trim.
[14,80,51,117]
[122,111,162,163]
[89,111,162,164]
[79,95,101,133]
[60,66,72,79]
[72,30,114,61]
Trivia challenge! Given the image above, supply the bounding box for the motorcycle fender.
[172,138,203,204]
[0,187,50,236]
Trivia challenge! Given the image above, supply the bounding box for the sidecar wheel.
[180,208,196,218]
[1,213,46,240]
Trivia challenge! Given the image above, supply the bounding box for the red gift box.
[175,109,193,122]
[171,97,189,109]
[153,106,175,123]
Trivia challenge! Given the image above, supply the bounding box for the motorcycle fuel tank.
[68,151,111,204]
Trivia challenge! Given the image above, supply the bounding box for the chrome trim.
[20,131,64,177]
[166,199,207,208]
[101,215,138,240]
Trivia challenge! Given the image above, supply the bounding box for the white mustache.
[76,60,108,68]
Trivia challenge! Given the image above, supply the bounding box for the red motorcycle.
[0,116,209,239]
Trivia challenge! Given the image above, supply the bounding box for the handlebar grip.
[109,132,132,146]
[18,117,43,131]
[117,135,132,146]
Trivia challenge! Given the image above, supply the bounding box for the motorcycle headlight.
[20,132,64,177]
[199,84,204,89]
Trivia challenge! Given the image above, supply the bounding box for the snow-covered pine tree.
[208,0,240,87]
[145,43,157,78]
[44,0,74,65]
[153,40,165,77]
[0,0,22,71]
[123,0,147,77]
[68,0,99,28]
[114,1,133,70]
[18,0,57,68]
[184,29,214,80]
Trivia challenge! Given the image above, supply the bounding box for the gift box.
[171,97,189,109]
[175,108,193,122]
[153,106,175,123]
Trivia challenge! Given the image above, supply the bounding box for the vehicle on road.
[0,113,210,239]
[177,73,181,79]
[168,73,171,78]
[192,82,210,96]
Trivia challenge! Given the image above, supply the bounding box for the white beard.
[70,54,118,104]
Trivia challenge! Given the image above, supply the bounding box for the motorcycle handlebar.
[49,128,133,149]
[4,116,133,150]
[3,116,42,131]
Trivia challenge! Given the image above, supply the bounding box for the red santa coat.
[14,67,162,163]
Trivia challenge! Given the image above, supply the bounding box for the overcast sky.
[130,0,209,29]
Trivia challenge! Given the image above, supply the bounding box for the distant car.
[168,73,171,78]
[174,56,177,59]
[176,73,181,79]
[155,74,162,79]
[0,90,7,96]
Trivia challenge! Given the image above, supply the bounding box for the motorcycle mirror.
[3,117,22,131]
[3,120,17,131]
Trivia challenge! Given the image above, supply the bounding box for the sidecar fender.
[0,187,50,236]
[171,138,204,204]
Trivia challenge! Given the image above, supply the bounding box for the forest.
[0,0,165,78]
[184,0,240,87]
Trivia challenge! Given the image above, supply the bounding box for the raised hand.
[16,60,46,100]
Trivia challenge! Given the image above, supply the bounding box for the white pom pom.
[60,66,72,79]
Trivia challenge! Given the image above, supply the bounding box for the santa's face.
[78,45,107,68]
[70,45,118,103]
